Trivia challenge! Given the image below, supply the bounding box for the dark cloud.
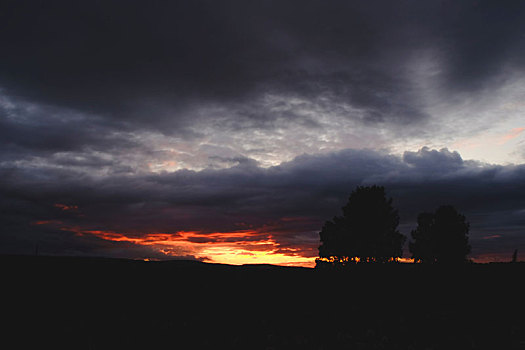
[2,0,524,133]
[439,1,525,92]
[0,97,139,163]
[1,148,523,261]
[403,147,463,171]
[1,1,524,263]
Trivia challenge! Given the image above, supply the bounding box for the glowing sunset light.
[315,256,402,264]
[198,245,315,267]
[30,220,514,266]
[55,225,316,267]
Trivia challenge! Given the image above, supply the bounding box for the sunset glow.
[43,222,318,267]
[27,216,512,266]
[315,256,402,264]
[2,1,524,265]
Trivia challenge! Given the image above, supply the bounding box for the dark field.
[3,255,524,349]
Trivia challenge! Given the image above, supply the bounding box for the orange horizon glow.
[33,220,516,267]
[316,256,404,264]
[57,225,318,267]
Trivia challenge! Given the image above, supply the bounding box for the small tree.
[409,205,470,264]
[317,185,405,267]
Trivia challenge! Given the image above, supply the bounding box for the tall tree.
[317,185,405,267]
[409,205,470,264]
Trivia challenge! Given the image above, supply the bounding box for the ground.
[3,256,524,349]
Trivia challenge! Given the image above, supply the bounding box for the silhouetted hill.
[3,255,524,349]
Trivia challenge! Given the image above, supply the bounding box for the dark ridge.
[240,263,310,270]
[0,253,314,270]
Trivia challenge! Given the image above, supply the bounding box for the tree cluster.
[317,185,470,267]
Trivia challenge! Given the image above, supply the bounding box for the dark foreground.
[3,255,524,349]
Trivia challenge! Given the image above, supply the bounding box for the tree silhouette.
[316,185,405,267]
[408,212,435,263]
[409,205,471,264]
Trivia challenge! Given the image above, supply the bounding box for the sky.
[1,0,525,266]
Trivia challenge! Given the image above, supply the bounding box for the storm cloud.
[1,1,525,263]
[1,148,524,263]
[2,1,525,131]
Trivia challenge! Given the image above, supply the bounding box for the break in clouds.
[1,0,525,263]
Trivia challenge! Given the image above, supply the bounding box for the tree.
[408,212,434,263]
[409,205,470,264]
[316,185,405,267]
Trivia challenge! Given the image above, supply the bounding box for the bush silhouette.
[316,185,405,267]
[409,205,471,264]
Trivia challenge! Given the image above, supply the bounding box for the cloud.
[2,1,525,170]
[403,147,463,170]
[1,1,525,264]
[1,147,523,264]
[2,1,525,134]
[497,127,525,145]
